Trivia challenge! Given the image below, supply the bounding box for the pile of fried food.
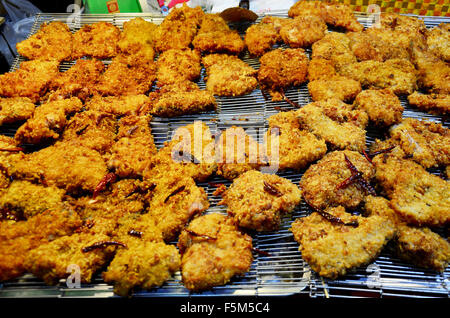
[0,1,449,297]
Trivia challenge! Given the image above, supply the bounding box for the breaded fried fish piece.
[0,60,59,103]
[407,92,450,115]
[307,58,336,81]
[353,89,403,127]
[288,0,325,19]
[290,205,396,279]
[297,99,367,152]
[218,170,302,231]
[244,16,288,56]
[311,32,357,71]
[280,15,327,48]
[16,21,72,62]
[300,150,375,210]
[156,48,201,86]
[85,94,152,116]
[264,110,327,171]
[202,54,258,96]
[177,213,253,291]
[117,17,157,61]
[377,12,427,36]
[308,75,361,102]
[258,48,309,101]
[146,81,217,117]
[0,97,35,126]
[15,97,82,145]
[426,23,450,62]
[72,22,120,59]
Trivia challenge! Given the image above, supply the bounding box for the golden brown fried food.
[72,22,120,59]
[372,151,450,227]
[85,94,152,116]
[0,60,60,103]
[47,59,105,101]
[311,32,357,71]
[244,16,288,56]
[290,205,395,279]
[353,89,403,127]
[107,115,157,178]
[307,75,362,102]
[0,208,82,281]
[202,54,258,97]
[339,59,417,95]
[177,213,253,291]
[280,15,327,48]
[264,110,327,171]
[156,48,201,86]
[426,23,450,62]
[218,170,302,231]
[407,91,450,115]
[192,13,245,55]
[297,99,367,152]
[258,48,309,101]
[388,118,449,168]
[16,21,72,62]
[307,58,336,81]
[14,97,82,144]
[288,0,325,19]
[146,81,217,117]
[117,17,157,61]
[0,97,35,126]
[377,12,427,36]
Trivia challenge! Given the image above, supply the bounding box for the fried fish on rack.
[146,81,217,117]
[156,48,202,86]
[14,97,83,145]
[107,115,157,178]
[72,21,121,59]
[143,121,217,182]
[426,23,450,62]
[16,21,73,62]
[0,97,35,126]
[407,92,450,115]
[377,12,427,37]
[192,13,245,55]
[46,58,105,101]
[297,99,368,152]
[96,54,156,96]
[85,94,152,116]
[353,88,403,127]
[117,17,157,61]
[244,16,288,56]
[258,48,309,101]
[202,54,258,97]
[300,150,375,210]
[0,208,82,282]
[263,110,327,171]
[279,15,327,48]
[372,149,450,227]
[387,118,449,169]
[0,60,59,103]
[177,213,253,291]
[311,32,357,71]
[339,59,418,95]
[290,205,395,279]
[218,170,302,232]
[307,58,336,81]
[307,75,362,102]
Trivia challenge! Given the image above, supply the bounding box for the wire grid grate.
[0,11,449,298]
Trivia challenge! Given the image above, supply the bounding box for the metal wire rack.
[0,11,448,298]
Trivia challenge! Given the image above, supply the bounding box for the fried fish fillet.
[177,213,253,291]
[218,170,302,231]
[0,97,35,126]
[72,22,120,59]
[117,17,157,61]
[426,23,450,62]
[308,75,362,102]
[85,94,152,117]
[244,16,288,56]
[311,32,357,71]
[407,91,450,115]
[377,12,427,36]
[16,21,73,62]
[156,48,201,86]
[290,205,395,279]
[307,58,336,81]
[202,54,258,96]
[279,15,327,48]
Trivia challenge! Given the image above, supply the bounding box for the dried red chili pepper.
[0,147,24,152]
[164,185,186,203]
[92,172,117,199]
[263,181,283,197]
[81,241,127,253]
[337,154,376,196]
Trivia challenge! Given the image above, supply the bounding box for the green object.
[83,0,142,14]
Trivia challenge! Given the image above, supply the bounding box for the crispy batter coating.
[311,32,357,71]
[202,54,258,97]
[339,59,417,95]
[14,97,83,144]
[264,110,327,170]
[117,17,157,61]
[0,97,35,126]
[307,58,336,81]
[156,48,201,86]
[219,170,302,231]
[177,213,253,291]
[258,48,309,100]
[372,151,450,227]
[85,94,152,116]
[146,81,217,117]
[427,23,450,62]
[0,60,60,103]
[353,88,403,127]
[290,205,395,279]
[300,150,375,210]
[297,99,367,152]
[378,12,427,36]
[244,16,288,56]
[280,15,327,48]
[308,75,362,102]
[288,0,325,19]
[16,21,73,62]
[388,118,449,168]
[407,91,450,115]
[72,22,120,59]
